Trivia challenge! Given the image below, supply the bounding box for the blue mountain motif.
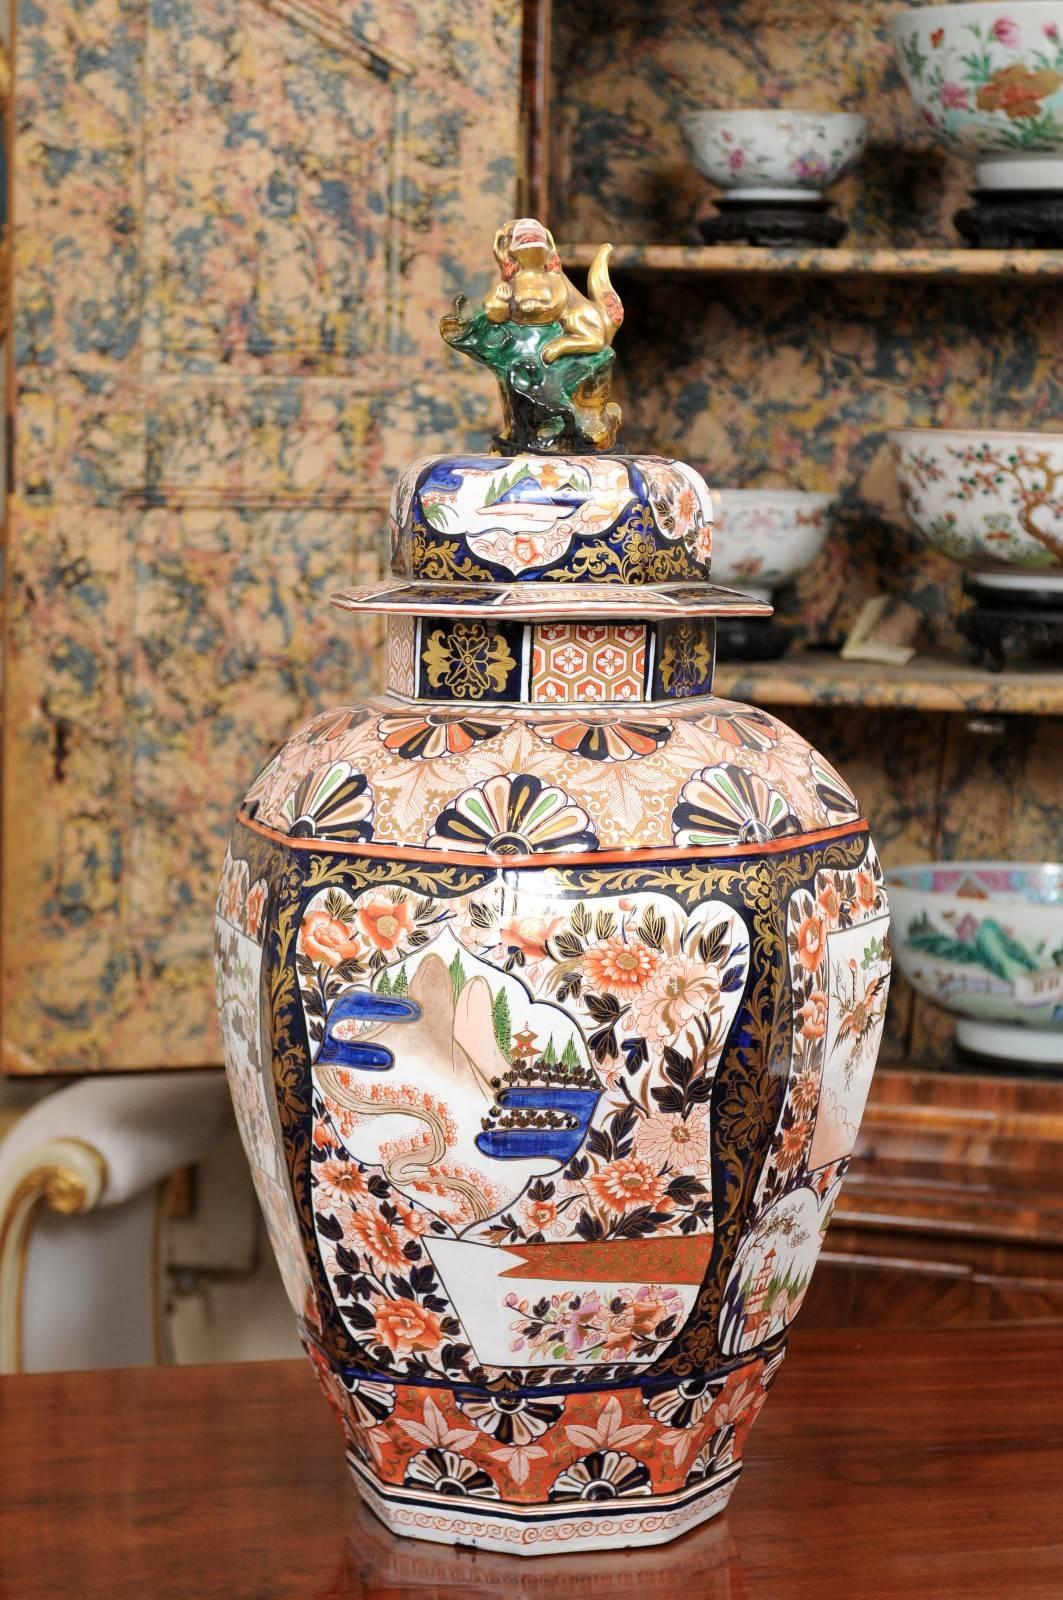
[316,990,421,1071]
[490,474,587,509]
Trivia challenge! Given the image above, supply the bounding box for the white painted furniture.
[0,1072,229,1372]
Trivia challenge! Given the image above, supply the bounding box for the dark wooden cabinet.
[804,1068,1063,1327]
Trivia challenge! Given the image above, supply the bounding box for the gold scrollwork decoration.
[657,621,713,695]
[409,531,495,583]
[422,622,517,698]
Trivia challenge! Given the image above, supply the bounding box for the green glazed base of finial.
[441,300,621,455]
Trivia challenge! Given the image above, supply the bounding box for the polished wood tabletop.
[2,1324,1061,1599]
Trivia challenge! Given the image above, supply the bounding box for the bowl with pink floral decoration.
[708,489,836,603]
[892,3,1063,191]
[680,110,867,203]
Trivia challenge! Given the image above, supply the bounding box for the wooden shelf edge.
[872,1060,1063,1103]
[562,242,1063,280]
[713,651,1063,716]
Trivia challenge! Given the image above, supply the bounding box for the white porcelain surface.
[892,4,1063,190]
[708,489,835,594]
[890,427,1063,582]
[887,862,1063,1062]
[680,111,867,198]
[956,1017,1063,1065]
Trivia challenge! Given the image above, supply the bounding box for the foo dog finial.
[440,218,623,455]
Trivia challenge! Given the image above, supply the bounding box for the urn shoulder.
[238,694,863,863]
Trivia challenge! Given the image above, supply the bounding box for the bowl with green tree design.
[892,4,1063,191]
[887,861,1063,1065]
[890,427,1063,595]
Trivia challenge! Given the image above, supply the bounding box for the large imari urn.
[215,219,891,1557]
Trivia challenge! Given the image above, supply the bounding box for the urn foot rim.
[348,1451,741,1557]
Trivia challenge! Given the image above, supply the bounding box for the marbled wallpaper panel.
[552,0,983,248]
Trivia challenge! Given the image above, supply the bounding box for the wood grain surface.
[1,1326,1061,1598]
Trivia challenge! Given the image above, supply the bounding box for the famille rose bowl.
[892,3,1063,191]
[890,427,1063,592]
[887,863,1063,1066]
[216,220,890,1556]
[680,110,867,203]
[709,490,835,603]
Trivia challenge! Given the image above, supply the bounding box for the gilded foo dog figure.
[484,218,624,363]
[440,217,624,454]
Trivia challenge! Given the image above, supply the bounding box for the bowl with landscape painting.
[887,862,1063,1065]
[708,490,835,603]
[680,111,867,202]
[892,4,1063,191]
[890,427,1063,593]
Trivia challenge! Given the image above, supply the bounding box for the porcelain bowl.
[680,110,867,202]
[708,489,835,601]
[892,3,1063,190]
[890,427,1063,590]
[887,862,1063,1065]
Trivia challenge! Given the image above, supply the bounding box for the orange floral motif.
[356,895,413,952]
[675,484,700,533]
[976,64,1063,121]
[313,1117,337,1151]
[316,1157,368,1204]
[776,1118,813,1173]
[629,955,723,1039]
[798,990,828,1040]
[373,1297,444,1357]
[854,870,878,912]
[346,1209,409,1275]
[709,1377,766,1432]
[582,937,661,995]
[795,913,827,974]
[603,1286,683,1355]
[222,871,245,925]
[511,536,540,567]
[299,911,361,968]
[500,914,564,960]
[245,881,267,938]
[817,882,842,922]
[526,1199,558,1230]
[635,1111,709,1170]
[587,1155,673,1216]
[790,1065,821,1117]
[397,1203,429,1237]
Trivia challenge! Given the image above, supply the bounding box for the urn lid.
[331,219,771,623]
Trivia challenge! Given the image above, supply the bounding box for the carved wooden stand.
[955,191,1063,249]
[958,582,1063,672]
[698,198,847,248]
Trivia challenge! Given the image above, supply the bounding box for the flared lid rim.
[331,578,773,621]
